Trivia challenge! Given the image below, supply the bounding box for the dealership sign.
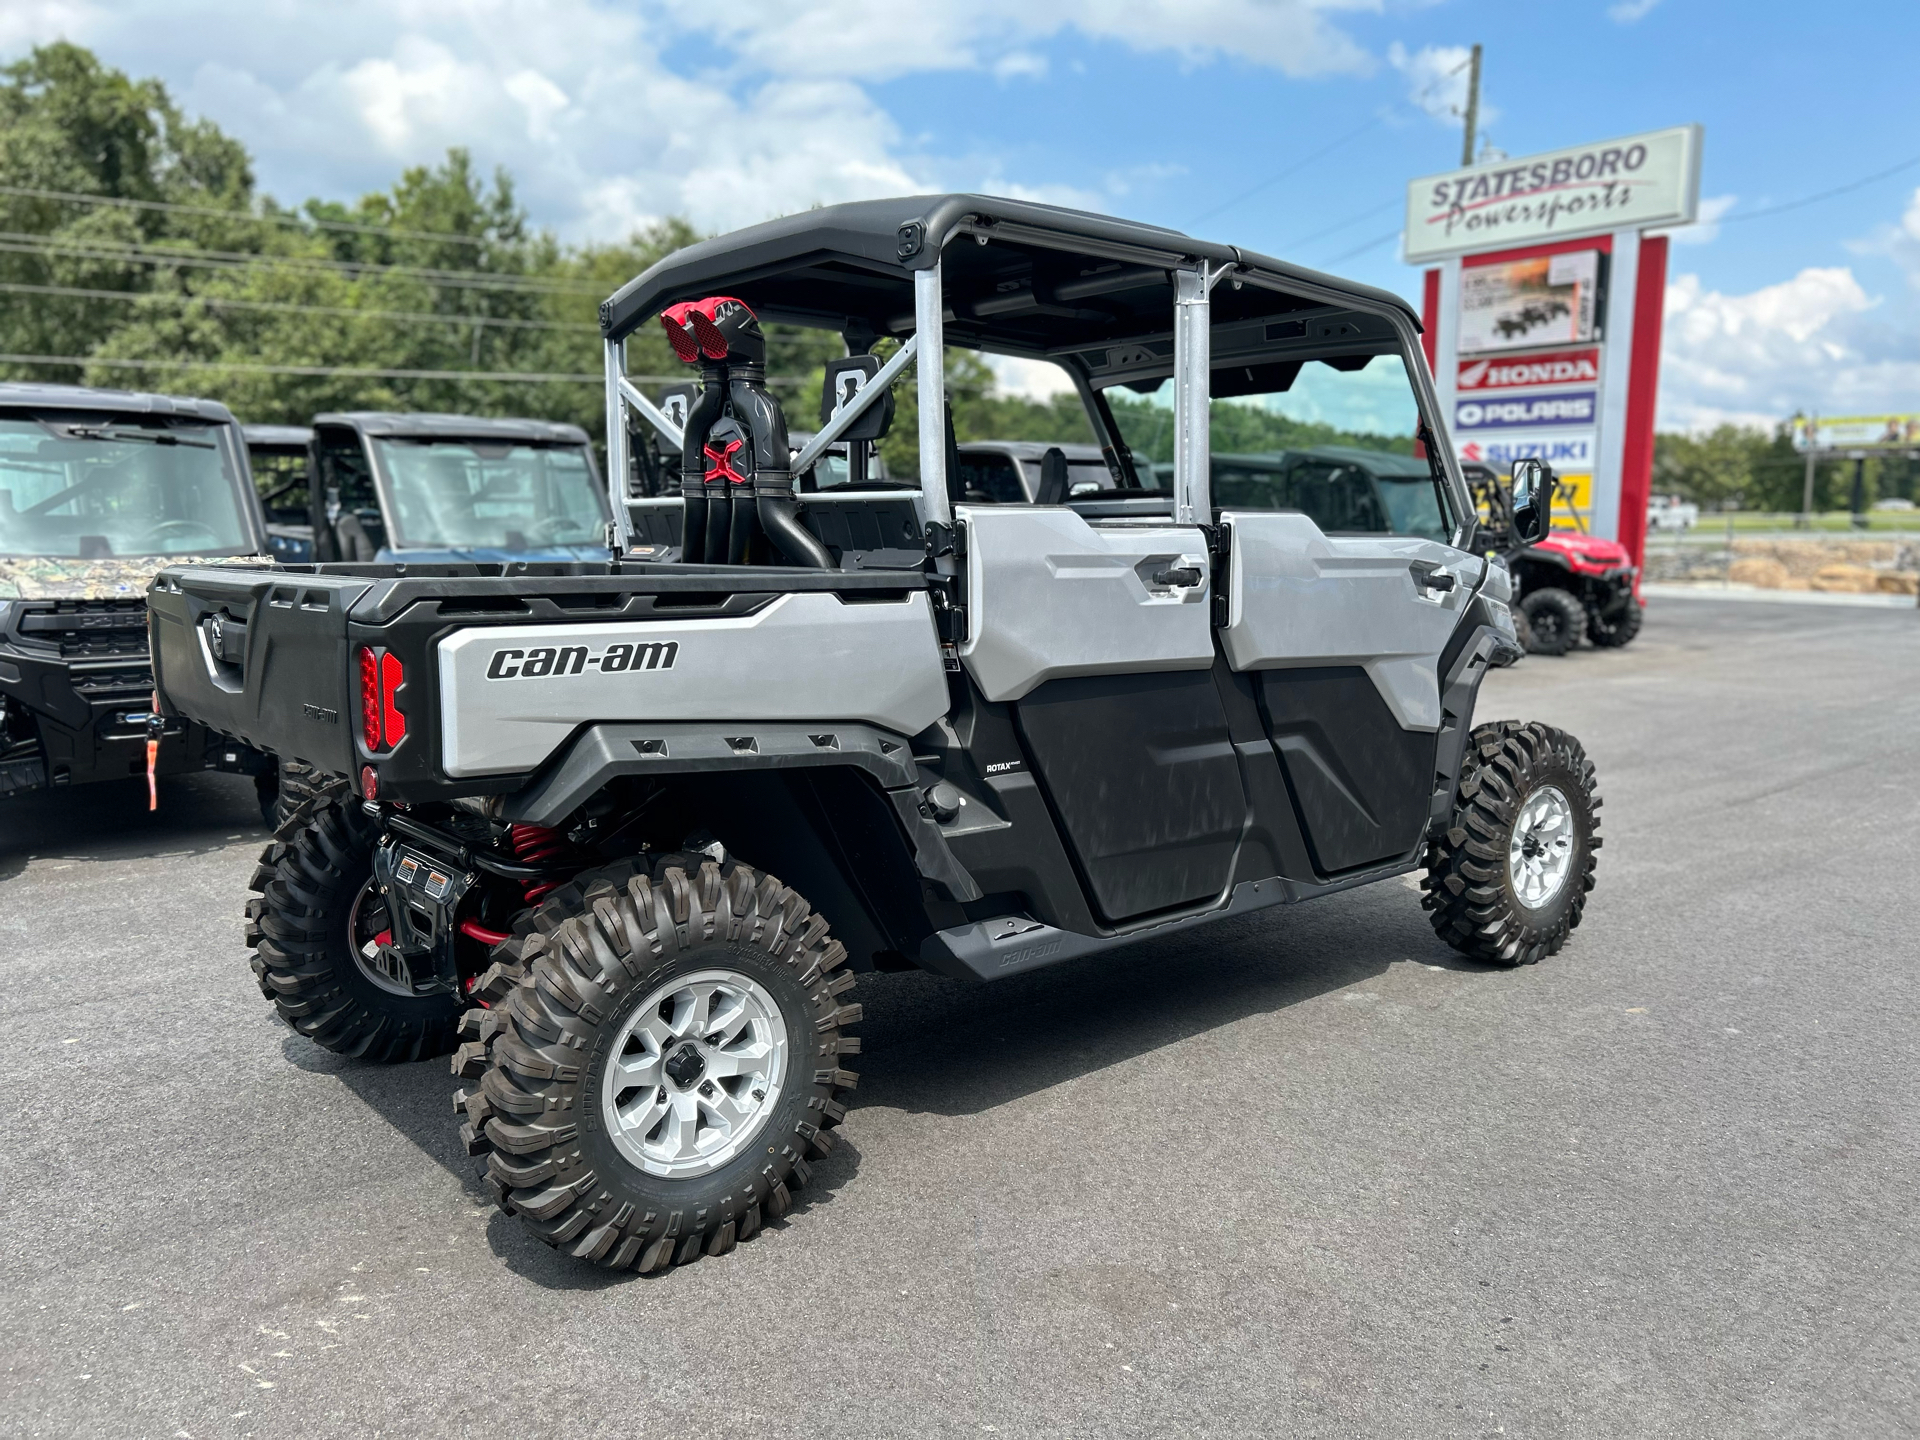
[1455,431,1597,470]
[1405,125,1702,262]
[1456,391,1597,432]
[1458,347,1601,392]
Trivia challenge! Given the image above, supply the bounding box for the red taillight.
[359,646,407,752]
[380,651,406,746]
[359,646,381,750]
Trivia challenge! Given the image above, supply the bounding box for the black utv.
[0,383,276,815]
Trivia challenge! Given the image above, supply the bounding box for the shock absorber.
[510,823,568,903]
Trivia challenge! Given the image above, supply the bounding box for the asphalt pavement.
[2,597,1916,1439]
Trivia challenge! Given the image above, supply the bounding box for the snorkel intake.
[658,297,831,568]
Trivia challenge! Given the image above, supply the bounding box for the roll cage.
[597,193,1471,552]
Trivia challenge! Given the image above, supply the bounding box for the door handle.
[1151,565,1203,588]
[1411,566,1457,593]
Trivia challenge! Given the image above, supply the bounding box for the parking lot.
[2,596,1916,1439]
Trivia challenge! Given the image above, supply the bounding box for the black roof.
[0,381,236,423]
[312,412,590,444]
[241,423,313,447]
[601,194,1420,360]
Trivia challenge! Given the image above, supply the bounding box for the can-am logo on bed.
[1457,347,1600,392]
[486,641,678,679]
[1455,391,1597,431]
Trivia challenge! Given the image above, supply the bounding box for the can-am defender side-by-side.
[0,383,278,816]
[150,196,1603,1273]
[1464,461,1642,654]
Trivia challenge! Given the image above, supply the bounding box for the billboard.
[1457,347,1601,392]
[1791,414,1920,450]
[1455,390,1597,432]
[1458,250,1602,355]
[1406,124,1703,262]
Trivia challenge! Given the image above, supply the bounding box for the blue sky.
[6,0,1917,430]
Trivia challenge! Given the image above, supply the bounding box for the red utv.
[1463,462,1641,654]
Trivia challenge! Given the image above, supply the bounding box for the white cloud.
[1608,0,1661,22]
[991,51,1049,82]
[986,354,1078,401]
[1388,42,1498,136]
[1848,185,1920,293]
[1654,193,1737,247]
[1657,266,1920,431]
[5,0,1385,242]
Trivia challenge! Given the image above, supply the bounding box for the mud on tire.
[244,797,463,1060]
[1421,721,1601,967]
[454,854,860,1272]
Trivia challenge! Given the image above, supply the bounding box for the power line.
[1282,197,1401,252]
[1188,116,1385,227]
[1719,152,1920,225]
[0,182,501,249]
[1324,228,1403,264]
[0,280,599,332]
[0,230,600,295]
[0,352,812,387]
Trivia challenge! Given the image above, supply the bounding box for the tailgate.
[149,567,374,775]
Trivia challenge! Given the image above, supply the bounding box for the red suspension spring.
[511,823,568,903]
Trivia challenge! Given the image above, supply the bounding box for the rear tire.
[1519,587,1586,656]
[247,799,462,1061]
[1585,594,1643,647]
[455,854,859,1271]
[1422,721,1600,967]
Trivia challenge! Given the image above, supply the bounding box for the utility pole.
[1799,414,1817,528]
[1461,44,1483,167]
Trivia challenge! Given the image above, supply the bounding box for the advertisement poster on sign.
[1458,251,1602,355]
[1457,347,1602,392]
[1790,414,1920,449]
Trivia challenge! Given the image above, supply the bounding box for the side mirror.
[1510,458,1552,544]
[820,356,894,441]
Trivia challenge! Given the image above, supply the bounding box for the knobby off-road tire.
[1422,721,1601,967]
[453,854,860,1272]
[244,797,463,1061]
[1584,594,1644,648]
[1510,605,1536,654]
[1519,587,1587,656]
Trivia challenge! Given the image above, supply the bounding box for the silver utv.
[159,196,1599,1273]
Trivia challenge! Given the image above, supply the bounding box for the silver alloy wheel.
[601,969,789,1180]
[1509,784,1576,908]
[347,879,414,996]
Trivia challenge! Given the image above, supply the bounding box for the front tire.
[1585,593,1643,647]
[1519,587,1586,655]
[246,799,463,1060]
[1421,721,1600,967]
[456,855,859,1271]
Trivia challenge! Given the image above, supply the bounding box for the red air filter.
[658,301,701,363]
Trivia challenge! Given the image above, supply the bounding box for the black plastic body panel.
[1253,666,1438,876]
[1012,671,1245,923]
[148,559,929,803]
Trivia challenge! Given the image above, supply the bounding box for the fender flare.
[499,720,983,901]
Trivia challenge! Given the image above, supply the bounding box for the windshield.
[0,417,251,559]
[374,439,607,550]
[1107,352,1457,539]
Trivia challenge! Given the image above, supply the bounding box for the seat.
[1035,446,1070,505]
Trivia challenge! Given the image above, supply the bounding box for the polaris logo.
[486,641,678,679]
[1455,390,1596,431]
